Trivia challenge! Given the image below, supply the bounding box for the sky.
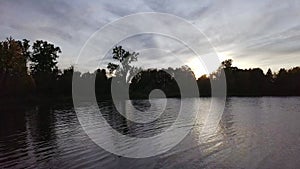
[1,0,300,77]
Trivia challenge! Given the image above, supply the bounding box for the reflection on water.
[0,97,300,169]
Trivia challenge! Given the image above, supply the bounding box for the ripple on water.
[0,97,300,168]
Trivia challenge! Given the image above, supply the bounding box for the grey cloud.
[38,26,73,40]
[144,0,212,19]
[1,0,300,75]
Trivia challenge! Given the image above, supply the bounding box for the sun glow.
[216,52,230,62]
[186,58,207,78]
[186,51,232,78]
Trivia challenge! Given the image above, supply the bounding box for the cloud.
[1,0,300,76]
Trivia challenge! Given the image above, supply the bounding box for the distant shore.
[1,94,300,106]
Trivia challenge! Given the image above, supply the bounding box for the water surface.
[1,97,300,169]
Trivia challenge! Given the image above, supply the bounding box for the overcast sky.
[1,0,300,77]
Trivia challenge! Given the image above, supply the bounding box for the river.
[1,97,300,169]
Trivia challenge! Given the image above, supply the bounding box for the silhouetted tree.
[273,68,300,96]
[95,68,110,98]
[107,46,139,83]
[266,69,273,80]
[2,36,300,99]
[57,66,74,96]
[221,59,233,69]
[107,46,139,100]
[264,68,275,95]
[130,66,197,98]
[29,40,61,95]
[197,75,211,96]
[0,37,33,96]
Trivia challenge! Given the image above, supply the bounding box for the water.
[1,97,300,169]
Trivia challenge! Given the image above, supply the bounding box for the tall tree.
[30,40,61,76]
[0,37,32,96]
[221,59,233,69]
[29,40,61,94]
[0,37,30,78]
[107,46,139,84]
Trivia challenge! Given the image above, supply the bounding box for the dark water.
[1,97,300,169]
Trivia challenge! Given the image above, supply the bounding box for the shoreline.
[1,94,300,106]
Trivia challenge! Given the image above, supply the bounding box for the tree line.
[198,59,300,96]
[1,37,300,100]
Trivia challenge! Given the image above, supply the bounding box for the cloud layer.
[1,0,300,76]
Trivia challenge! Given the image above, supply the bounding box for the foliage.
[29,40,61,94]
[107,46,138,83]
[1,37,300,99]
[0,37,33,96]
[29,40,61,76]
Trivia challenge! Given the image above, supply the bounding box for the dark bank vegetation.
[1,37,300,101]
